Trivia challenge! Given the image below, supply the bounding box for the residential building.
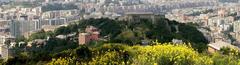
[119,12,162,23]
[0,35,15,60]
[9,20,21,37]
[0,45,8,60]
[208,41,239,53]
[79,26,99,45]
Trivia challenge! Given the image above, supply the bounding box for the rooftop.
[80,33,90,36]
[125,12,154,15]
[208,41,239,50]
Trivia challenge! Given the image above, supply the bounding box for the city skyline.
[0,0,240,64]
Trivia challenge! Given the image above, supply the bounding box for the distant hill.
[219,0,239,3]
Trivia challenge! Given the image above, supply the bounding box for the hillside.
[4,17,219,65]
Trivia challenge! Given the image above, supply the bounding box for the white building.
[0,35,14,60]
[208,40,239,53]
[0,45,8,60]
[234,20,240,33]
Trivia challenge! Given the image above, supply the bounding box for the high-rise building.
[9,20,20,38]
[233,20,240,42]
[234,20,240,33]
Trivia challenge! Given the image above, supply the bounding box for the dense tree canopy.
[52,18,208,51]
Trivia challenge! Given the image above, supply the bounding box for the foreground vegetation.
[6,42,240,65]
[47,43,240,65]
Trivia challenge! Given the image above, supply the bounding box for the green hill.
[53,18,208,52]
[5,17,224,65]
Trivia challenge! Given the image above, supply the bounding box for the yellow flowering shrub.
[131,44,212,65]
[47,57,75,65]
[47,43,240,65]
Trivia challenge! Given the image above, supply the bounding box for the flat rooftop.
[125,12,154,15]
